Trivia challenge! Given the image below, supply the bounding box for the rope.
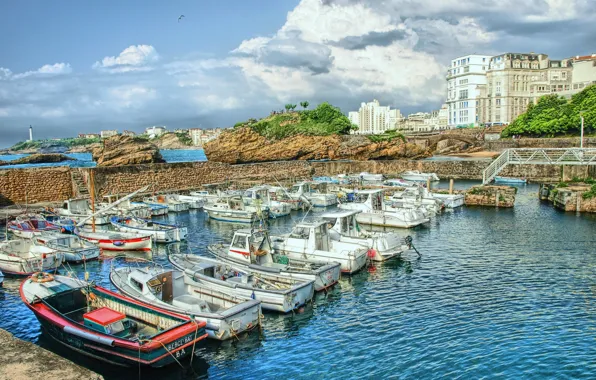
[190,321,199,365]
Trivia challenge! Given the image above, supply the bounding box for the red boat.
[21,273,208,367]
[76,228,153,251]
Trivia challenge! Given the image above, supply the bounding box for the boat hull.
[204,209,258,223]
[432,193,465,208]
[77,232,152,251]
[111,220,187,243]
[494,176,527,184]
[354,211,429,229]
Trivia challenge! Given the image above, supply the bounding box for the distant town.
[78,126,223,147]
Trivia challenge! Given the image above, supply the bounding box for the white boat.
[358,172,384,182]
[400,171,440,182]
[289,182,337,207]
[0,239,63,276]
[189,190,221,205]
[494,176,527,184]
[204,195,268,223]
[209,229,341,292]
[110,216,187,243]
[100,197,152,219]
[321,210,410,262]
[110,265,262,340]
[243,186,292,218]
[76,228,153,251]
[7,214,61,238]
[431,193,465,208]
[339,189,429,228]
[267,186,304,210]
[35,233,100,263]
[132,202,169,216]
[388,186,444,215]
[56,198,111,225]
[169,254,315,313]
[384,178,415,188]
[144,195,189,213]
[270,221,368,274]
[170,194,205,209]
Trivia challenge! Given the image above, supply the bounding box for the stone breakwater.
[0,160,592,206]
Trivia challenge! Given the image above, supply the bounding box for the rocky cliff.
[0,154,75,166]
[91,135,165,166]
[204,127,428,164]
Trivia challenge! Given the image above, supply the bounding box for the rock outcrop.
[465,185,516,207]
[0,154,75,166]
[92,135,165,166]
[204,127,428,164]
[550,184,596,212]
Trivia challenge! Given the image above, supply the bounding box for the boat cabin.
[83,307,135,337]
[321,210,362,238]
[285,221,331,252]
[62,198,92,214]
[227,229,273,265]
[243,187,271,204]
[350,190,385,211]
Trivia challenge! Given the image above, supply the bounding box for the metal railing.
[482,148,596,184]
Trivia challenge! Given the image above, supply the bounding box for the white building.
[189,128,222,146]
[349,100,402,134]
[570,54,596,92]
[100,130,118,138]
[446,54,492,128]
[396,104,449,134]
[145,126,167,138]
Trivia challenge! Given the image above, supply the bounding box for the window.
[232,235,246,250]
[482,57,486,62]
[496,99,501,106]
[459,90,468,99]
[464,66,470,73]
[482,66,486,70]
[131,278,143,292]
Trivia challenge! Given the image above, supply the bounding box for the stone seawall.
[484,137,596,152]
[0,160,591,205]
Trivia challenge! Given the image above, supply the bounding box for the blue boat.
[494,176,527,184]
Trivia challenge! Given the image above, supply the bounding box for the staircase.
[71,170,89,198]
[482,150,510,184]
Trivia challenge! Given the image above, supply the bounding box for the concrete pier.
[0,328,103,380]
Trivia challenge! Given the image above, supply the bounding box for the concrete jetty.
[0,328,103,380]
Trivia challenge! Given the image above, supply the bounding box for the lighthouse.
[29,125,33,141]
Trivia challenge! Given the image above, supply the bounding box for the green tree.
[284,104,292,112]
[290,104,297,111]
[300,101,309,110]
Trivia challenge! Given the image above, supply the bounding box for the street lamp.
[580,110,586,149]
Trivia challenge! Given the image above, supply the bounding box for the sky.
[1,0,595,147]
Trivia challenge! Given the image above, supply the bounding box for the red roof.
[84,307,126,326]
[573,55,596,62]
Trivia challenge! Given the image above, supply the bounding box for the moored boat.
[209,229,341,292]
[144,195,189,213]
[494,176,527,184]
[204,195,268,223]
[169,194,205,209]
[289,182,337,207]
[76,229,153,251]
[110,216,187,243]
[56,198,111,225]
[169,254,315,313]
[243,186,292,218]
[0,239,64,276]
[132,202,169,216]
[358,172,384,182]
[110,265,262,340]
[431,193,465,208]
[400,171,440,182]
[35,233,100,263]
[20,273,208,367]
[7,214,60,239]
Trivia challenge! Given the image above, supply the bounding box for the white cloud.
[107,85,157,108]
[1,63,72,80]
[93,45,159,73]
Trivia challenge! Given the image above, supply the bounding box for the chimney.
[29,125,33,141]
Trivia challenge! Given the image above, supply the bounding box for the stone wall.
[484,137,596,152]
[0,167,73,206]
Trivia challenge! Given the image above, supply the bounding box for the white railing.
[482,148,596,184]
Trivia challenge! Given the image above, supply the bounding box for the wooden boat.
[7,214,60,239]
[132,202,169,216]
[110,265,262,340]
[0,240,64,276]
[400,171,440,182]
[35,233,100,263]
[339,189,429,228]
[203,195,268,223]
[110,216,187,243]
[243,186,292,218]
[56,199,111,225]
[144,195,189,213]
[20,273,208,367]
[321,210,410,262]
[494,176,527,184]
[270,221,368,274]
[76,229,153,251]
[169,254,315,313]
[209,229,341,292]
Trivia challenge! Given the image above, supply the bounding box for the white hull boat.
[144,195,189,213]
[322,210,409,262]
[132,202,169,216]
[189,190,222,205]
[56,198,111,225]
[358,172,384,182]
[204,195,268,223]
[35,233,100,263]
[0,270,3,286]
[172,195,205,209]
[289,182,337,208]
[110,216,187,243]
[209,229,341,292]
[268,186,304,210]
[243,186,292,218]
[7,214,61,239]
[269,221,368,274]
[76,229,153,251]
[432,193,465,208]
[110,266,262,340]
[169,254,315,313]
[400,171,440,182]
[0,240,63,276]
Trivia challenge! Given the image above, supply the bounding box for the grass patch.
[582,184,596,200]
[366,130,406,143]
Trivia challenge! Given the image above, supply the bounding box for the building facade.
[396,104,449,134]
[122,130,136,137]
[189,128,223,146]
[446,54,492,128]
[145,126,167,138]
[349,100,402,134]
[570,54,596,92]
[100,130,118,138]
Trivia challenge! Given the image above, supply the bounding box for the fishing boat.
[203,195,268,223]
[289,182,337,207]
[388,186,444,215]
[169,254,315,313]
[312,176,339,184]
[110,216,187,243]
[20,273,208,367]
[144,195,189,213]
[170,194,205,209]
[101,197,152,219]
[339,189,429,228]
[132,202,169,216]
[243,186,292,218]
[321,210,410,262]
[209,229,341,292]
[0,239,64,276]
[358,172,384,182]
[384,178,415,188]
[110,265,262,340]
[76,229,153,251]
[400,171,440,182]
[494,176,527,184]
[189,190,221,205]
[56,198,111,225]
[7,214,61,238]
[270,221,368,274]
[35,233,100,263]
[431,193,465,208]
[267,186,304,210]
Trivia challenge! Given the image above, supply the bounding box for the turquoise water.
[0,150,207,169]
[1,182,595,379]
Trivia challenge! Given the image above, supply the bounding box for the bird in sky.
[178,15,185,22]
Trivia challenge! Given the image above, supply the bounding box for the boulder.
[92,135,165,166]
[0,153,75,166]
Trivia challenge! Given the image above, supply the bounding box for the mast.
[89,171,96,232]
